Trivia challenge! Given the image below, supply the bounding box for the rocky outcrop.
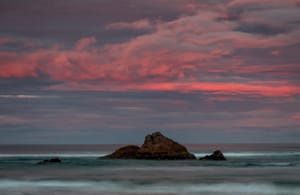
[102,132,196,160]
[104,145,140,159]
[136,132,196,159]
[37,158,62,165]
[199,150,226,160]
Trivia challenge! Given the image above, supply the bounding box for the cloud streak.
[0,95,41,99]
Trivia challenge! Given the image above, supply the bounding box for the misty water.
[0,144,300,195]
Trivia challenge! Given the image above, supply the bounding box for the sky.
[0,0,300,144]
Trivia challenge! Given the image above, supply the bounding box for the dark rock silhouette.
[102,132,196,160]
[37,158,62,165]
[104,145,140,159]
[199,150,226,160]
[136,132,196,159]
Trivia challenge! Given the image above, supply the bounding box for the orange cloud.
[128,82,300,97]
[47,81,300,97]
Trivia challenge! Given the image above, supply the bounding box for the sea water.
[0,144,299,195]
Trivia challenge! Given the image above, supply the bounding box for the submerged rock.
[102,132,196,160]
[199,150,226,160]
[37,158,62,165]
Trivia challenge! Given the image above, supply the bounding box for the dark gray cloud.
[0,0,186,46]
[0,77,61,93]
[225,1,300,37]
[235,23,290,35]
[0,89,299,143]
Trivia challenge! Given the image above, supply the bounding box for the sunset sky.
[0,0,300,144]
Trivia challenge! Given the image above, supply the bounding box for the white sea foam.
[1,151,300,158]
[0,153,108,158]
[194,151,300,158]
[0,180,299,195]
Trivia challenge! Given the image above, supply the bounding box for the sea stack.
[104,145,140,159]
[102,132,196,160]
[199,150,226,160]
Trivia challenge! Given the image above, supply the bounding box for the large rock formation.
[136,132,196,159]
[199,150,226,160]
[104,145,140,159]
[102,132,196,160]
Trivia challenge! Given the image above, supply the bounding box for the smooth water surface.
[0,144,299,195]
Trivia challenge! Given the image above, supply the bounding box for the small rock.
[199,150,226,160]
[37,158,62,165]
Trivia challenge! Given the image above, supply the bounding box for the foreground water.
[0,144,300,195]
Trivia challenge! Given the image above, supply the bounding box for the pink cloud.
[232,64,300,76]
[0,52,37,78]
[74,37,97,50]
[0,37,16,45]
[271,50,281,56]
[228,0,300,7]
[47,81,300,98]
[132,82,300,97]
[0,3,299,98]
[291,113,300,120]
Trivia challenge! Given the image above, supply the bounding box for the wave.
[0,153,107,158]
[194,151,300,158]
[0,180,299,195]
[1,151,300,158]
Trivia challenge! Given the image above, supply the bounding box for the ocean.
[0,144,300,195]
